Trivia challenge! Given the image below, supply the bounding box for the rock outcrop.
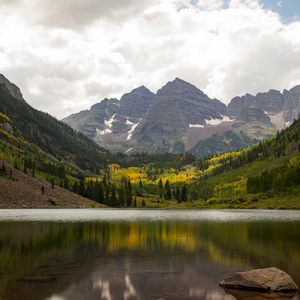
[228,86,300,128]
[0,74,24,101]
[219,267,298,292]
[239,107,272,124]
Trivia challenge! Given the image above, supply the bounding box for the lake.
[0,209,299,300]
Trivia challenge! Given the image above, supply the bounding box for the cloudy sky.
[0,0,300,119]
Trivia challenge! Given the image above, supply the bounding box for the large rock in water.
[219,267,298,292]
[223,289,297,300]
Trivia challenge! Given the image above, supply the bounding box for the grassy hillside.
[186,117,300,208]
[0,83,108,173]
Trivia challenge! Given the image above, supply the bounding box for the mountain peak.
[0,73,24,101]
[157,77,206,98]
[131,85,153,96]
[289,84,300,94]
[174,77,187,83]
[170,77,193,87]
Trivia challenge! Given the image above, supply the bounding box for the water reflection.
[0,213,299,300]
[223,289,298,300]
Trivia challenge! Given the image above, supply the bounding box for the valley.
[1,73,300,209]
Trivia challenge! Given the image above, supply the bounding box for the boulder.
[223,289,297,300]
[219,267,298,292]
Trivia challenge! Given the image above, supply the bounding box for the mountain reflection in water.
[0,210,299,300]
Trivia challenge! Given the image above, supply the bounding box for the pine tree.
[73,181,79,193]
[105,188,110,205]
[64,177,69,190]
[78,178,85,196]
[181,185,188,202]
[175,187,181,203]
[31,162,36,177]
[110,185,118,207]
[158,178,163,198]
[158,178,163,189]
[126,179,133,207]
[95,181,104,203]
[118,187,125,207]
[23,159,27,174]
[102,176,107,187]
[164,179,172,200]
[0,161,6,174]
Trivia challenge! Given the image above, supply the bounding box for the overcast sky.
[0,0,300,119]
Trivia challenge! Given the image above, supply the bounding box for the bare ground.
[0,161,106,208]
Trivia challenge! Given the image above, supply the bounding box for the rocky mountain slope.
[0,160,104,208]
[63,77,300,155]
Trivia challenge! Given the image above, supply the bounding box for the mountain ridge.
[63,77,300,155]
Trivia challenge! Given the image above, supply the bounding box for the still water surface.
[0,209,299,300]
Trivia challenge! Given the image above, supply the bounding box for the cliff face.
[228,86,300,127]
[132,78,227,153]
[0,74,24,101]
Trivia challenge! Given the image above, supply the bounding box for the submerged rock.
[219,267,298,292]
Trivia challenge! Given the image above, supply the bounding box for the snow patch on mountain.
[189,124,204,128]
[205,115,234,126]
[127,119,142,141]
[126,119,134,125]
[125,147,133,153]
[104,114,116,128]
[96,128,112,135]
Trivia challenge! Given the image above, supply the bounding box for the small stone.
[219,267,298,292]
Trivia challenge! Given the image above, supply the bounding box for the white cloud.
[0,0,300,119]
[229,0,261,9]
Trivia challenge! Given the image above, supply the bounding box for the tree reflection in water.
[0,217,299,300]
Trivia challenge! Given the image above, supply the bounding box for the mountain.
[132,78,227,153]
[63,78,233,154]
[65,86,156,152]
[64,79,300,156]
[0,73,111,175]
[228,86,300,128]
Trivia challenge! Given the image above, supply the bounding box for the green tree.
[181,185,188,202]
[126,179,133,207]
[164,179,172,200]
